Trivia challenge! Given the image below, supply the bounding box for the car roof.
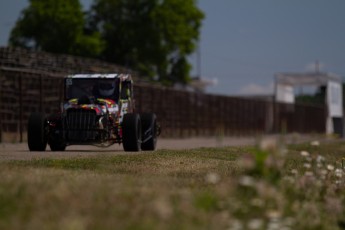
[66,74,131,80]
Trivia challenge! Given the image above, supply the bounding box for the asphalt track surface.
[0,135,322,161]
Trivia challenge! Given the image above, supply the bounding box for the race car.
[27,73,159,152]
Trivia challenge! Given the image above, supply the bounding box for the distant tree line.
[295,84,345,109]
[295,86,326,105]
[9,0,204,85]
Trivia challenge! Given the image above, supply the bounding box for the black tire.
[46,114,66,151]
[27,112,47,151]
[49,140,66,151]
[140,113,157,151]
[122,113,141,152]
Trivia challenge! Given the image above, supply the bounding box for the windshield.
[65,78,120,101]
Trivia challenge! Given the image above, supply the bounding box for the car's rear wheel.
[140,113,157,151]
[27,112,47,151]
[49,139,66,151]
[122,113,141,152]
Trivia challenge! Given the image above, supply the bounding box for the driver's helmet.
[98,81,116,97]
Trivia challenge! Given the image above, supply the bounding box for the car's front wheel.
[140,113,157,151]
[27,112,47,151]
[122,113,141,152]
[49,138,66,151]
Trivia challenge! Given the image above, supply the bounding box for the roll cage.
[64,74,133,103]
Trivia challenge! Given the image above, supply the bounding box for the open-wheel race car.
[27,74,159,152]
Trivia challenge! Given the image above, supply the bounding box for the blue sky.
[1,0,345,95]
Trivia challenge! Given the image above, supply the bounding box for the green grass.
[0,142,345,229]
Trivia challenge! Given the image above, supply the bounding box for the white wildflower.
[310,140,320,146]
[238,175,255,187]
[317,163,322,168]
[228,219,243,230]
[248,218,264,230]
[205,172,220,184]
[259,137,278,151]
[303,163,311,169]
[267,219,281,230]
[283,176,295,183]
[300,151,309,157]
[335,169,343,178]
[290,169,298,175]
[327,164,335,171]
[316,155,325,163]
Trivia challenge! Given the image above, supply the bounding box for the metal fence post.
[0,70,2,143]
[19,74,23,142]
[40,75,43,113]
